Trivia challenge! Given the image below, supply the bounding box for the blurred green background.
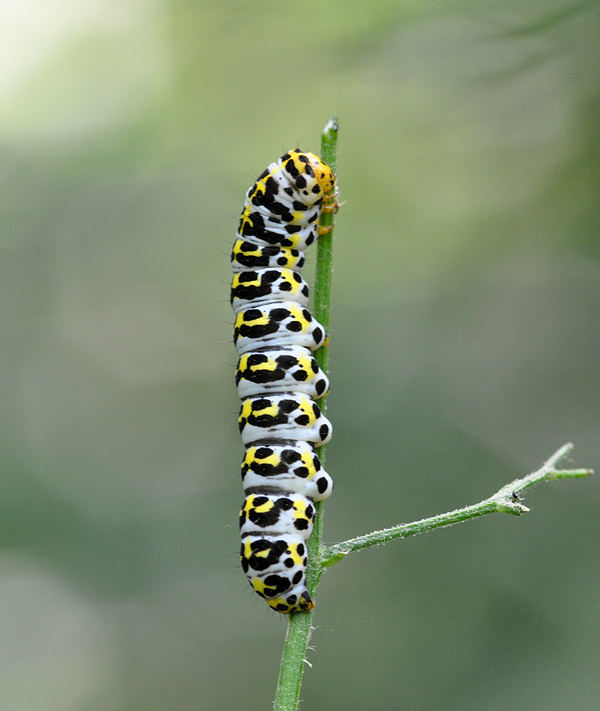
[2,1,599,709]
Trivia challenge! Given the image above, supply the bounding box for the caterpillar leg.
[320,189,340,213]
[318,190,340,235]
[317,223,334,236]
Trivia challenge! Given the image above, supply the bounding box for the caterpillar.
[231,149,337,613]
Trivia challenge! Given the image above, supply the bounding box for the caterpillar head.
[303,151,336,196]
[284,149,336,203]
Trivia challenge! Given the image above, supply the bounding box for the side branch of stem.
[320,443,592,567]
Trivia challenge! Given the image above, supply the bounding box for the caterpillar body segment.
[233,301,327,356]
[230,267,310,314]
[239,493,315,538]
[241,442,333,502]
[240,534,314,613]
[230,239,306,274]
[236,346,330,400]
[231,149,336,613]
[238,393,333,447]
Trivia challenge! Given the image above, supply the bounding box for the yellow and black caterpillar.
[231,149,336,613]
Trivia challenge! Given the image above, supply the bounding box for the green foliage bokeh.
[2,1,599,709]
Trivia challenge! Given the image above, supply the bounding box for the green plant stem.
[273,611,313,711]
[273,117,338,711]
[309,115,338,560]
